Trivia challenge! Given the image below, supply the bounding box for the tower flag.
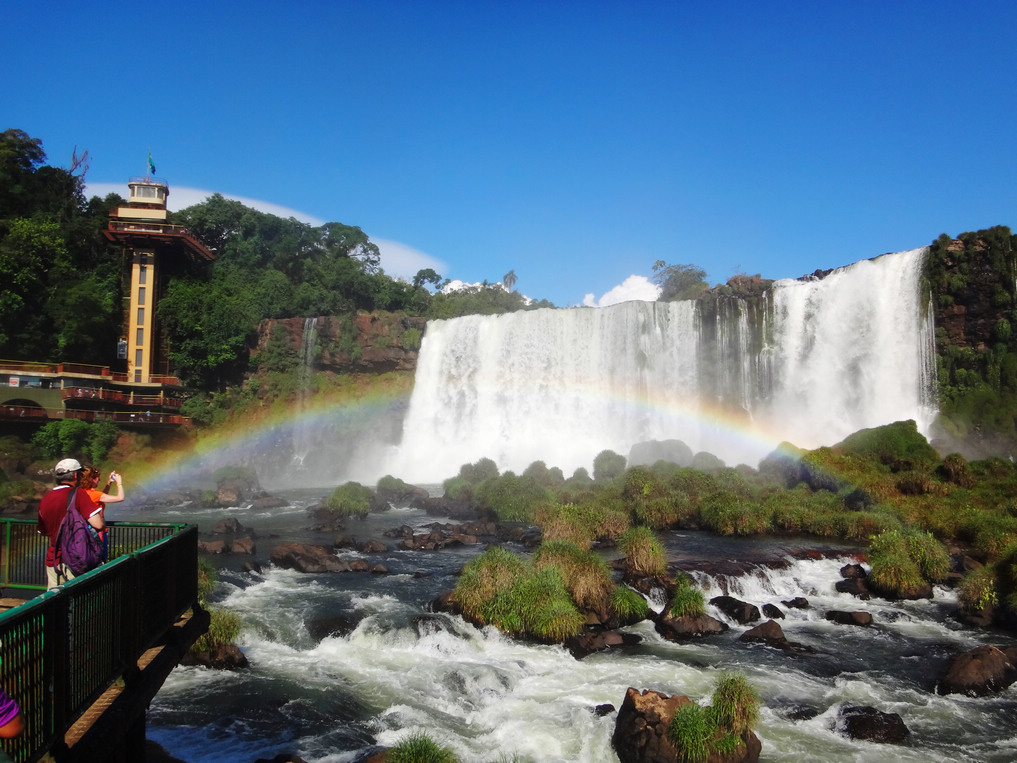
[147,151,156,176]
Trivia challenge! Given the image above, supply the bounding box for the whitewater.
[389,248,936,483]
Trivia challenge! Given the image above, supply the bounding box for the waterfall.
[291,317,318,469]
[389,248,936,482]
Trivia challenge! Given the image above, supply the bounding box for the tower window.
[137,307,144,326]
[136,328,144,346]
[138,266,147,285]
[138,287,146,306]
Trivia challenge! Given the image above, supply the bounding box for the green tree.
[503,269,518,291]
[413,268,443,289]
[652,261,708,301]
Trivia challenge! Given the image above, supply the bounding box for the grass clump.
[611,585,650,624]
[618,526,667,577]
[326,481,374,518]
[385,732,460,763]
[453,546,585,641]
[667,673,760,763]
[867,528,950,598]
[958,564,999,614]
[668,575,706,619]
[533,539,614,610]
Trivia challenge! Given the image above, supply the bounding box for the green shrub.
[618,526,667,577]
[868,528,949,597]
[326,481,374,518]
[837,419,939,467]
[459,457,499,484]
[593,450,626,482]
[386,732,460,763]
[958,565,999,613]
[474,472,551,522]
[400,327,422,350]
[699,492,769,536]
[442,475,473,502]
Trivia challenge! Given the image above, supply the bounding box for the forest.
[0,128,553,390]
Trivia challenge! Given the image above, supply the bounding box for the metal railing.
[0,521,200,763]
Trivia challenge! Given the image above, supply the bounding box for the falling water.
[291,317,318,469]
[390,248,936,481]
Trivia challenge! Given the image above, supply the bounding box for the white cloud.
[86,183,328,225]
[87,182,446,281]
[582,275,661,307]
[371,238,449,282]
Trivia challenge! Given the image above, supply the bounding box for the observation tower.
[103,176,214,384]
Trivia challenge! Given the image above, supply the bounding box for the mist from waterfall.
[389,248,936,482]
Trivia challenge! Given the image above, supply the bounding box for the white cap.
[54,458,83,477]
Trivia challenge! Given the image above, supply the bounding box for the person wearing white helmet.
[36,458,105,588]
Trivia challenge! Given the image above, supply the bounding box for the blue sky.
[3,1,1015,307]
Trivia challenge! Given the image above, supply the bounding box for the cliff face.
[251,312,427,375]
[932,236,1014,353]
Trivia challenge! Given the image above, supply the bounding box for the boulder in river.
[838,705,910,743]
[937,644,1017,697]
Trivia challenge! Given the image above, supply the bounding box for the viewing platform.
[0,360,191,429]
[0,520,207,762]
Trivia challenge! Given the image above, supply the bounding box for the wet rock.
[612,687,761,763]
[242,560,262,574]
[710,595,761,624]
[306,612,362,641]
[251,495,287,510]
[739,619,813,653]
[181,643,249,670]
[835,577,871,599]
[654,612,729,641]
[254,753,309,763]
[212,517,246,534]
[611,688,689,763]
[270,543,350,573]
[371,564,388,574]
[937,644,1017,696]
[840,563,867,579]
[333,533,358,549]
[565,629,642,659]
[761,603,784,619]
[198,540,228,554]
[838,705,910,744]
[782,597,810,609]
[359,539,388,553]
[825,610,873,627]
[230,536,256,555]
[595,703,616,717]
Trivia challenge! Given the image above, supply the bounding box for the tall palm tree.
[503,269,517,292]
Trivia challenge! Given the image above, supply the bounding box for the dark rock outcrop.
[838,705,910,744]
[710,595,761,624]
[937,644,1017,696]
[825,610,873,627]
[612,687,761,763]
[270,543,350,573]
[565,629,642,659]
[180,643,249,670]
[738,620,813,653]
[654,612,729,641]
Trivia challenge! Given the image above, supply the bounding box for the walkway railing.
[0,520,200,763]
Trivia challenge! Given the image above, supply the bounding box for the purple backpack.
[55,489,104,576]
